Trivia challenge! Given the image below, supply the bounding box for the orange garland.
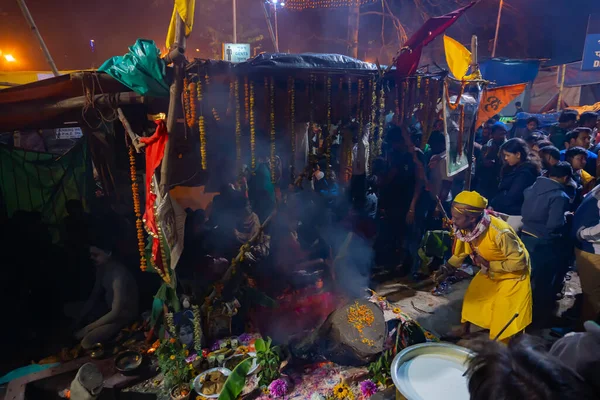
[129,146,146,271]
[188,81,197,128]
[444,80,467,111]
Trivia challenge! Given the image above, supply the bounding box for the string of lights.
[285,0,376,10]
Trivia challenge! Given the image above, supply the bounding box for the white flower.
[311,393,326,400]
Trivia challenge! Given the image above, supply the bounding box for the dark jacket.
[491,162,539,215]
[521,177,570,239]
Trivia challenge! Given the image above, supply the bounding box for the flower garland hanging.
[376,85,385,157]
[196,78,207,170]
[269,77,276,184]
[244,76,249,125]
[165,311,176,336]
[369,78,377,162]
[357,78,364,131]
[188,81,197,128]
[309,74,316,126]
[348,77,353,117]
[235,78,242,169]
[250,81,256,171]
[288,77,296,165]
[183,77,192,128]
[129,145,146,272]
[192,305,203,353]
[326,76,332,172]
[444,80,467,111]
[457,104,465,157]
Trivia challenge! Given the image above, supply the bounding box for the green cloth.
[0,138,93,240]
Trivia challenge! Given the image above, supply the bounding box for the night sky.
[0,0,595,71]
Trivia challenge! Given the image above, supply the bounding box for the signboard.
[55,127,83,140]
[582,34,600,71]
[222,43,251,63]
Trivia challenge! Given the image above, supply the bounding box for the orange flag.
[476,83,527,128]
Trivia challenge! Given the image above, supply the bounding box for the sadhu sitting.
[436,191,533,342]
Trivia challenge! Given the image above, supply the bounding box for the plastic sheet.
[99,39,170,97]
[235,53,378,72]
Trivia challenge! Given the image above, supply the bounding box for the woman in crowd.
[435,191,532,342]
[490,138,541,231]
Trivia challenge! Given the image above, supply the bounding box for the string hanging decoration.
[250,81,256,171]
[197,79,207,170]
[285,0,376,10]
[235,79,242,169]
[270,77,276,184]
[288,77,296,171]
[369,78,377,164]
[129,146,146,272]
[326,76,332,173]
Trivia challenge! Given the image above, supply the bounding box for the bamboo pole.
[15,0,60,77]
[161,15,187,194]
[464,35,479,191]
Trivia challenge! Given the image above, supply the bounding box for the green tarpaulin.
[0,138,93,238]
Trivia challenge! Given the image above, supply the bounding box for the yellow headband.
[452,204,485,215]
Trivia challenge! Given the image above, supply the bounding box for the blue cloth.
[491,162,539,215]
[572,186,600,255]
[559,149,598,177]
[492,121,508,132]
[0,363,60,385]
[480,59,541,87]
[521,177,570,239]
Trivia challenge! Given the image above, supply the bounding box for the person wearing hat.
[435,191,532,342]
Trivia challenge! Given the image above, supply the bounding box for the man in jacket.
[573,183,600,323]
[521,162,572,327]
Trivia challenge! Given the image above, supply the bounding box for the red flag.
[395,1,476,77]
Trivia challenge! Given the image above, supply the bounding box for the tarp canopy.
[0,70,86,90]
[235,53,378,73]
[480,59,541,87]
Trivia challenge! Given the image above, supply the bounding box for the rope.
[80,72,119,129]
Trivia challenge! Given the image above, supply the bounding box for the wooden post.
[491,0,503,58]
[557,64,566,112]
[464,35,478,191]
[160,15,187,194]
[347,1,360,58]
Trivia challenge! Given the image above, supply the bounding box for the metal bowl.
[391,342,474,400]
[115,350,143,375]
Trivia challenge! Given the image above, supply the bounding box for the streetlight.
[271,0,280,52]
[4,54,16,62]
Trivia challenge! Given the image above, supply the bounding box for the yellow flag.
[444,35,471,81]
[476,83,527,128]
[166,0,196,50]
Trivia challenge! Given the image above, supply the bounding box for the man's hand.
[472,253,490,274]
[75,324,95,340]
[434,265,454,283]
[406,208,416,225]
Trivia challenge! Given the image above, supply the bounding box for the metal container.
[391,342,474,400]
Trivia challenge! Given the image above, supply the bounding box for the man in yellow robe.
[436,191,533,341]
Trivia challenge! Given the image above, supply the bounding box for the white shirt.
[352,125,370,176]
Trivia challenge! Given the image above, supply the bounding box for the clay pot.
[170,384,191,400]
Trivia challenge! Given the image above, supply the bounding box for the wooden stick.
[117,108,144,153]
[493,313,519,341]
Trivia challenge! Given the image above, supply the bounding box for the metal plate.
[192,367,231,399]
[391,343,474,400]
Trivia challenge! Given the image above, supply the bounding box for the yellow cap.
[453,191,488,209]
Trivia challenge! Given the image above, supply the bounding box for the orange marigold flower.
[169,338,176,344]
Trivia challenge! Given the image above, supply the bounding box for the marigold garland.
[444,80,467,111]
[369,78,377,163]
[348,77,353,117]
[376,85,385,158]
[235,79,242,169]
[288,77,296,168]
[188,81,197,128]
[211,108,220,122]
[357,78,364,132]
[199,115,207,170]
[129,145,146,271]
[457,104,465,157]
[183,77,192,128]
[165,311,176,336]
[192,305,203,352]
[250,81,256,170]
[244,76,249,125]
[326,76,332,172]
[269,77,276,184]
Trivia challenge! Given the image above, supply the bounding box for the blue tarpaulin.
[480,59,541,87]
[564,61,600,87]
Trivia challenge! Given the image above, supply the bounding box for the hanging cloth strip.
[140,120,169,277]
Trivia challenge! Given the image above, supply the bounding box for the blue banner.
[582,34,600,71]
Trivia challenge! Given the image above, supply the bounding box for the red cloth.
[395,1,476,77]
[139,120,168,271]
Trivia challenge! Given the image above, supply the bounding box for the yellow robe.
[449,216,533,340]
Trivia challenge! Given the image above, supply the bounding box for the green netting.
[0,137,93,240]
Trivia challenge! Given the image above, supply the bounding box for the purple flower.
[238,333,253,344]
[210,341,220,351]
[360,380,378,398]
[269,379,289,398]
